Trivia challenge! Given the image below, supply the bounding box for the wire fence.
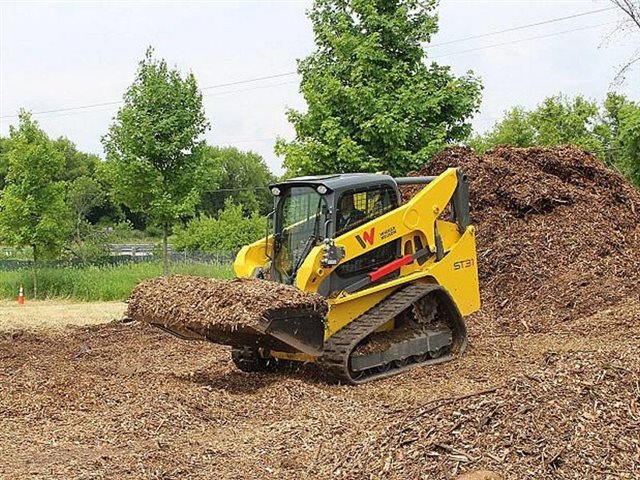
[0,250,236,271]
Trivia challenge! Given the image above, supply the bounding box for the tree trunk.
[32,245,38,300]
[162,223,169,277]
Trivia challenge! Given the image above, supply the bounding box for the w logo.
[356,227,375,249]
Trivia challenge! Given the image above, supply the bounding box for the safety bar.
[393,176,437,185]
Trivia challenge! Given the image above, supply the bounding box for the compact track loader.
[147,169,480,384]
[224,168,481,383]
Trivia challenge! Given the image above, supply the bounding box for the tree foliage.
[0,129,121,262]
[54,137,101,181]
[528,96,604,153]
[471,95,603,153]
[276,0,482,177]
[63,176,110,261]
[67,176,107,232]
[470,107,536,150]
[0,112,71,297]
[173,200,266,253]
[1,135,101,187]
[470,93,640,188]
[0,137,10,191]
[614,99,640,185]
[102,47,210,275]
[198,146,274,216]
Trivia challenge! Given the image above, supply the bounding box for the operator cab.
[268,174,401,289]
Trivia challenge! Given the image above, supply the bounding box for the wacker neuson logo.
[355,227,375,248]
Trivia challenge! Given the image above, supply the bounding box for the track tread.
[319,284,458,384]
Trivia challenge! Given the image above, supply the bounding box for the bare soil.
[0,300,125,332]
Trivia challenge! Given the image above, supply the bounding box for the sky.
[1,0,638,175]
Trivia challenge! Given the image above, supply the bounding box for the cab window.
[334,184,399,278]
[335,185,398,237]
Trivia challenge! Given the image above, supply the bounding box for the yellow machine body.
[233,168,480,364]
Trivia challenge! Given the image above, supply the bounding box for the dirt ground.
[1,297,638,480]
[0,300,125,331]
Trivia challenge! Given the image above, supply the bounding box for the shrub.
[173,200,266,253]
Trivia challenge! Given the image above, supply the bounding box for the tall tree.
[102,47,210,276]
[0,112,71,298]
[276,0,482,177]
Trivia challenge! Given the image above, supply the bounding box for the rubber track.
[319,284,455,384]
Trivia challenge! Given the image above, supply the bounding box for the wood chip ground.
[1,146,638,479]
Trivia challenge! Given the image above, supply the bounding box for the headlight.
[317,185,328,195]
[270,187,281,196]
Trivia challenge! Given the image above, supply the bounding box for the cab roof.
[271,173,396,194]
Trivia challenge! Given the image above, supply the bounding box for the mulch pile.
[402,145,640,334]
[128,275,327,342]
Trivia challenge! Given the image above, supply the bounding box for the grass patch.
[0,262,234,301]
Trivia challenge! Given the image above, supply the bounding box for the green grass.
[0,262,234,301]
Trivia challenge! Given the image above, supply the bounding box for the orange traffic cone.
[17,285,25,305]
